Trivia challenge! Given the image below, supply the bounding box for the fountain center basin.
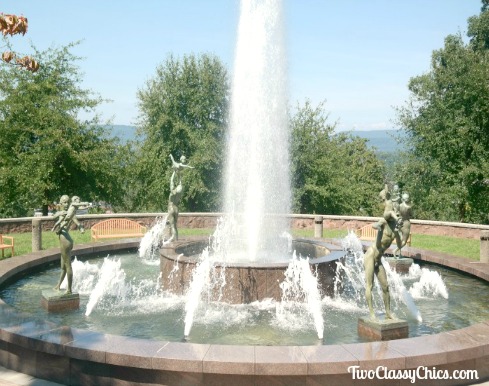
[160,237,344,304]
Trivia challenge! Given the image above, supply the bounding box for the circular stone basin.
[0,238,488,385]
[160,238,345,304]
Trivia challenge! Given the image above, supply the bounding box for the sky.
[1,0,483,131]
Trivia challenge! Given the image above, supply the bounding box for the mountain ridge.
[107,125,405,153]
[348,129,406,153]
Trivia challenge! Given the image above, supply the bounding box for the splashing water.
[67,256,165,317]
[59,258,99,293]
[138,216,168,262]
[76,259,101,293]
[278,251,324,339]
[84,258,128,316]
[222,0,291,262]
[383,261,423,322]
[179,218,326,339]
[170,0,300,339]
[183,249,212,337]
[182,234,232,337]
[140,223,451,340]
[335,231,369,303]
[408,264,449,300]
[7,247,485,345]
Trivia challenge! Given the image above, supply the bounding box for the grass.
[1,227,216,260]
[179,228,214,237]
[292,228,349,239]
[0,228,481,261]
[6,230,93,258]
[292,229,480,260]
[409,233,480,261]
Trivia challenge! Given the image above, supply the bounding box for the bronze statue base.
[358,316,408,341]
[41,289,80,312]
[384,256,414,274]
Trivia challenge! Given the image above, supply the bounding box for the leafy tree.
[395,6,489,223]
[290,100,385,215]
[0,42,125,217]
[130,53,229,212]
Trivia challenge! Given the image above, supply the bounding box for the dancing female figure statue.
[364,187,400,320]
[167,154,193,242]
[52,195,86,294]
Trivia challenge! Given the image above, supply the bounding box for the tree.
[130,53,229,212]
[0,42,125,217]
[290,100,385,215]
[395,6,489,223]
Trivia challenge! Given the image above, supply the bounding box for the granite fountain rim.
[0,237,487,381]
[161,236,345,267]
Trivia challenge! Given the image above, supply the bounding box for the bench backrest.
[355,224,412,246]
[362,225,377,239]
[355,224,376,239]
[91,219,146,235]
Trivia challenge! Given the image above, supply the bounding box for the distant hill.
[348,129,406,153]
[106,125,406,153]
[106,125,138,143]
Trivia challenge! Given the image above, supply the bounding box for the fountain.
[222,0,290,263]
[1,235,489,384]
[155,0,344,341]
[0,0,488,384]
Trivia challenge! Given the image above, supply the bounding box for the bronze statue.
[52,195,86,294]
[52,196,89,234]
[170,154,194,183]
[364,187,400,320]
[167,154,192,242]
[394,192,413,258]
[372,185,401,233]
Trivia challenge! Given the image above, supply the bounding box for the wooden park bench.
[0,235,14,257]
[355,224,411,246]
[91,219,147,241]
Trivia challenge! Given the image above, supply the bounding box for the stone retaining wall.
[1,213,489,239]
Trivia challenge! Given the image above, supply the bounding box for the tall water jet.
[222,0,291,262]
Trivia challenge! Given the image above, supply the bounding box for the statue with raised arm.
[364,187,399,320]
[52,195,86,294]
[167,162,184,243]
[170,154,194,182]
[52,196,90,235]
[373,184,401,232]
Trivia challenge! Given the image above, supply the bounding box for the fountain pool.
[1,238,488,346]
[0,0,488,382]
[0,238,488,385]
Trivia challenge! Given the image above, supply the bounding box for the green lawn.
[409,233,480,261]
[292,228,349,239]
[4,230,93,258]
[0,228,481,261]
[1,227,215,259]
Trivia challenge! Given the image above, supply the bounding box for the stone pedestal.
[480,230,489,263]
[314,216,323,238]
[384,257,414,274]
[41,289,80,312]
[358,316,408,341]
[32,218,42,252]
